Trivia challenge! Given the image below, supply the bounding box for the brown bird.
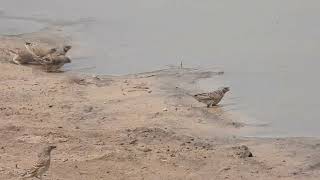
[22,145,56,179]
[193,87,230,107]
[25,42,72,72]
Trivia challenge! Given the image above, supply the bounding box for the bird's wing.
[25,42,57,58]
[23,159,47,178]
[208,91,222,98]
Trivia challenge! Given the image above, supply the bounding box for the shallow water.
[1,0,320,137]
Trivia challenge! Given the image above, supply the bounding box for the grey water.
[1,0,320,137]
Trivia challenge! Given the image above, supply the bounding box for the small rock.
[250,170,259,174]
[129,139,137,145]
[233,145,253,158]
[143,148,152,152]
[95,141,105,146]
[58,138,69,143]
[62,158,69,162]
[220,167,231,172]
[163,108,168,112]
[139,147,152,152]
[83,106,93,113]
[148,90,152,93]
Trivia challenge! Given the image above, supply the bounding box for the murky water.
[1,0,320,137]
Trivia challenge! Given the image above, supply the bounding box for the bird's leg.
[12,54,22,65]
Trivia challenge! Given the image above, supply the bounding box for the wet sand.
[1,34,320,179]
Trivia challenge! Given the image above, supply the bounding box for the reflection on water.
[1,0,320,137]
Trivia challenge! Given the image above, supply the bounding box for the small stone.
[129,139,137,145]
[163,108,168,112]
[58,138,69,143]
[233,145,253,158]
[140,147,152,152]
[83,106,93,113]
[62,158,68,162]
[220,167,231,172]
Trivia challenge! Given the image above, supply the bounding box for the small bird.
[193,87,230,107]
[25,42,72,72]
[22,145,56,179]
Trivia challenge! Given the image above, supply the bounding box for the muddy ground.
[1,33,320,180]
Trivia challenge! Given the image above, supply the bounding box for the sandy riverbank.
[1,32,320,179]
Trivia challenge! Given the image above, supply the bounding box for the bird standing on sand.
[193,87,230,107]
[22,145,56,179]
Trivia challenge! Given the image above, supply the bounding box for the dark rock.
[233,145,253,158]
